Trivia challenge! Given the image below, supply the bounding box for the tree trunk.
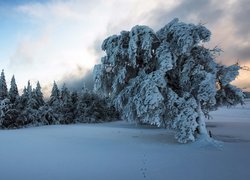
[196,100,209,137]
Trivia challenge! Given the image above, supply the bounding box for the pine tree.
[16,81,39,126]
[26,81,39,109]
[1,75,21,128]
[71,90,78,106]
[0,98,12,128]
[0,70,8,100]
[26,81,32,96]
[34,81,44,107]
[76,88,118,123]
[94,18,244,143]
[59,84,74,124]
[71,90,78,119]
[42,81,61,125]
[48,81,60,106]
[75,88,89,123]
[9,75,19,103]
[61,84,70,102]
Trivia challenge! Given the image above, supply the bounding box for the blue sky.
[0,0,249,95]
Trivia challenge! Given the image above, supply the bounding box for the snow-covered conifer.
[71,90,78,105]
[16,81,39,126]
[48,81,60,106]
[0,70,8,100]
[9,75,19,103]
[76,88,118,123]
[94,18,244,143]
[59,84,74,124]
[34,81,44,107]
[25,81,39,109]
[27,81,32,97]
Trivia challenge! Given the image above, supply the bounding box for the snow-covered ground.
[0,100,249,180]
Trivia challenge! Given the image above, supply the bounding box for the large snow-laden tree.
[94,18,244,143]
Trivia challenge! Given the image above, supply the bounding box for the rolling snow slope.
[0,100,249,180]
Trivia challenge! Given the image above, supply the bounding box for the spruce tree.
[48,81,60,106]
[60,84,74,124]
[0,70,8,100]
[71,90,78,106]
[34,81,44,107]
[70,90,78,120]
[9,75,19,103]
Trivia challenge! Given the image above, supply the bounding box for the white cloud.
[15,0,93,21]
[9,0,249,95]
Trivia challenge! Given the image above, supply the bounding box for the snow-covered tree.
[16,86,27,111]
[75,88,93,123]
[0,70,8,100]
[9,75,19,103]
[25,81,39,109]
[0,98,11,127]
[41,81,61,125]
[14,81,37,126]
[61,84,71,102]
[34,81,44,107]
[71,90,78,105]
[0,75,21,128]
[59,84,74,124]
[0,96,20,129]
[94,18,244,143]
[37,105,57,125]
[48,81,60,106]
[75,88,118,123]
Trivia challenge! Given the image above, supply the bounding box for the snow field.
[0,100,249,180]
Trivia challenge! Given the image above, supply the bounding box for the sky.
[0,0,249,96]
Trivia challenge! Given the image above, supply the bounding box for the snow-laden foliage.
[37,105,60,125]
[9,75,19,103]
[0,98,11,125]
[128,26,158,67]
[0,70,8,100]
[216,63,244,107]
[0,74,117,129]
[94,18,244,143]
[157,18,211,55]
[75,88,118,123]
[48,81,60,106]
[34,81,44,107]
[58,84,74,124]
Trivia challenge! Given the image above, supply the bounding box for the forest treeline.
[0,70,118,129]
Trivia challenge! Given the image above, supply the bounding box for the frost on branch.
[216,64,244,106]
[94,18,244,143]
[128,26,158,68]
[156,18,211,55]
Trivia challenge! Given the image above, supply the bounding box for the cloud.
[226,45,250,62]
[39,64,94,98]
[232,0,250,40]
[58,64,92,88]
[15,0,97,22]
[142,0,250,90]
[59,70,94,91]
[145,0,225,30]
[4,0,250,93]
[8,0,103,92]
[9,30,51,69]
